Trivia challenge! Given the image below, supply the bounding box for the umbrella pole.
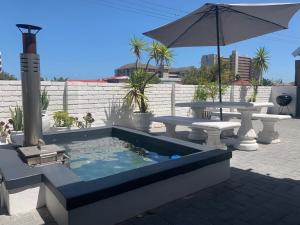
[215,6,223,121]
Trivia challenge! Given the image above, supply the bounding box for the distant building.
[0,52,2,73]
[115,63,158,77]
[103,75,128,83]
[168,66,195,78]
[114,63,193,82]
[201,54,218,67]
[201,51,255,83]
[230,50,254,82]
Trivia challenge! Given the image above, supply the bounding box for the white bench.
[152,116,241,150]
[211,112,291,144]
[254,114,291,144]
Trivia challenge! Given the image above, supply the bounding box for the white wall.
[0,81,65,122]
[0,81,280,126]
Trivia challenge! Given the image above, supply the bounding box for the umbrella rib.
[218,9,225,45]
[167,5,216,47]
[221,5,288,29]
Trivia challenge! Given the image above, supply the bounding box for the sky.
[1,0,300,81]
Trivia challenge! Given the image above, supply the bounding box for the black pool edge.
[0,144,43,190]
[0,126,232,211]
[43,126,232,210]
[63,150,231,210]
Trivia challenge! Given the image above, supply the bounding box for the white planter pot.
[50,127,71,132]
[114,118,135,129]
[0,136,8,145]
[42,110,51,132]
[132,112,153,133]
[10,131,24,146]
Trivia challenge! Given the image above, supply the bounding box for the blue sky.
[1,0,300,81]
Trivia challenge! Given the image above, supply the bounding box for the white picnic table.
[175,101,274,151]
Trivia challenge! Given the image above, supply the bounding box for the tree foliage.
[130,37,147,70]
[262,78,273,86]
[125,37,173,113]
[0,71,17,80]
[182,59,234,85]
[253,47,270,84]
[194,82,229,102]
[52,76,68,82]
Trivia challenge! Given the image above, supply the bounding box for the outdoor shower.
[16,24,43,146]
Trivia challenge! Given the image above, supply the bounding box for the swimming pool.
[59,137,182,181]
[41,126,231,225]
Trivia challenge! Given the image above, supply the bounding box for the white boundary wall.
[0,81,286,126]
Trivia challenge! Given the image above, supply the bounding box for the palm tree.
[157,44,174,78]
[130,37,146,70]
[142,43,173,88]
[253,47,270,84]
[124,70,148,112]
[145,41,161,70]
[125,38,174,113]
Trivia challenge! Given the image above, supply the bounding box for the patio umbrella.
[143,3,300,120]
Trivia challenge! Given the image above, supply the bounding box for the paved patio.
[1,119,300,225]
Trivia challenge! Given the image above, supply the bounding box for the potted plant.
[193,82,228,119]
[75,112,95,128]
[40,87,51,132]
[124,70,154,132]
[9,105,24,145]
[124,38,173,132]
[194,85,208,102]
[53,111,75,131]
[0,121,12,144]
[248,78,259,102]
[0,121,6,143]
[194,84,211,119]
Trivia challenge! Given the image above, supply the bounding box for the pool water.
[58,137,179,181]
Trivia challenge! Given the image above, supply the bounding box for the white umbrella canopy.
[143,3,300,120]
[144,3,300,47]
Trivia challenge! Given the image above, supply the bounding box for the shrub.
[9,105,23,131]
[40,87,50,111]
[194,82,229,102]
[194,85,208,101]
[53,111,75,128]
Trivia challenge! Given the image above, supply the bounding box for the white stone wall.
[174,85,273,115]
[0,81,22,120]
[0,81,65,124]
[0,81,275,126]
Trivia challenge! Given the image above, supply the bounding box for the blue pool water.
[58,137,177,181]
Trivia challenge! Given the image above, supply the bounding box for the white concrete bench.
[211,111,241,120]
[152,116,240,150]
[254,114,291,144]
[211,112,291,144]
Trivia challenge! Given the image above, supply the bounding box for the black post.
[216,6,223,120]
[16,24,43,146]
[295,60,300,118]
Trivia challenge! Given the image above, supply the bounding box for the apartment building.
[115,63,192,79]
[201,50,255,82]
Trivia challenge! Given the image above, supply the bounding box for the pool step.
[18,144,66,166]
